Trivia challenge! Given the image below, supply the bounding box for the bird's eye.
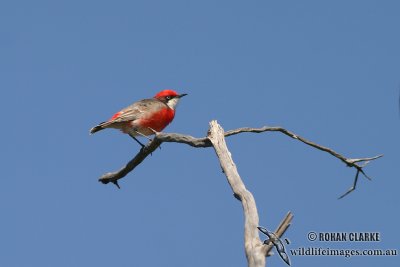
[166,96,172,100]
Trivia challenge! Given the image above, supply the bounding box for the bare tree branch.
[98,139,162,188]
[224,126,383,198]
[96,121,382,266]
[99,125,382,199]
[225,126,383,168]
[207,121,265,267]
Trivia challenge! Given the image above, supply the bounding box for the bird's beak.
[178,93,188,98]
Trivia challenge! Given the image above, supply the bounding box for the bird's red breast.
[137,108,175,132]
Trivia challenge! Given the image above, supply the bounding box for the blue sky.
[1,0,399,266]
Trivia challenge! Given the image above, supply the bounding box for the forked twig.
[338,155,383,199]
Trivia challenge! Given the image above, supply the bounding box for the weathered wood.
[96,121,382,266]
[99,125,381,197]
[208,120,266,267]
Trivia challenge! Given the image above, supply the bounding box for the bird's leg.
[130,131,157,154]
[128,133,146,148]
[147,127,161,150]
[129,129,161,152]
[133,130,153,142]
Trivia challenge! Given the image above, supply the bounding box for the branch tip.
[113,180,121,189]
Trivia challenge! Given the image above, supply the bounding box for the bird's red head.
[154,89,187,109]
[154,89,179,99]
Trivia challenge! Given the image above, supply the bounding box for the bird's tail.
[89,122,107,134]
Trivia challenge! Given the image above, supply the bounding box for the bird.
[90,89,187,147]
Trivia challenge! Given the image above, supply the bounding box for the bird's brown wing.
[90,98,167,134]
[109,98,166,123]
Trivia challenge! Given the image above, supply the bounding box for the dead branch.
[96,121,381,267]
[99,125,382,198]
[98,138,162,188]
[208,121,271,267]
